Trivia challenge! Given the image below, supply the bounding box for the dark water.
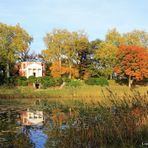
[1,98,148,148]
[0,108,48,148]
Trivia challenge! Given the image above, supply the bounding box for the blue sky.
[0,0,148,53]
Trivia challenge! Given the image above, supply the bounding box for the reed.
[42,90,148,147]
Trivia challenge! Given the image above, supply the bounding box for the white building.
[19,62,45,78]
[20,110,44,126]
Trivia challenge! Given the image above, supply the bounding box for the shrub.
[4,76,17,86]
[27,76,37,83]
[39,76,55,88]
[66,79,81,87]
[16,77,28,86]
[20,81,28,86]
[62,77,71,83]
[54,78,63,86]
[18,76,27,81]
[85,77,109,86]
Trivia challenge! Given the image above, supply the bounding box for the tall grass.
[0,84,147,100]
[41,90,148,147]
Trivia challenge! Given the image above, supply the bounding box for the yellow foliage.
[83,71,91,80]
[50,61,79,78]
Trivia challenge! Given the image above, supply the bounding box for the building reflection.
[20,109,44,126]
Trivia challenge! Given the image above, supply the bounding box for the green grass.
[0,83,147,100]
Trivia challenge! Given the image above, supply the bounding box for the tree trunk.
[110,73,113,80]
[59,59,62,76]
[6,62,10,78]
[69,64,72,79]
[128,76,133,89]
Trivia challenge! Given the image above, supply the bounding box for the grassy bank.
[0,83,147,100]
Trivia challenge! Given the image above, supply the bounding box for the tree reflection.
[0,110,35,147]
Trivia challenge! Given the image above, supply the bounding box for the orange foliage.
[50,61,79,78]
[114,45,148,80]
[83,71,91,80]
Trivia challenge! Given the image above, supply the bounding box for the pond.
[0,97,148,148]
[0,107,49,148]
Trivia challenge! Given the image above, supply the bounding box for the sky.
[0,0,148,53]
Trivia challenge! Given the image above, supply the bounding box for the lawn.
[0,80,147,103]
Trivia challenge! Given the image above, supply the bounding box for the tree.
[90,39,102,50]
[95,29,148,80]
[50,61,79,78]
[123,30,148,47]
[42,29,89,79]
[95,41,118,79]
[42,29,71,78]
[105,28,124,47]
[114,45,148,88]
[105,28,148,47]
[0,23,33,78]
[64,30,89,79]
[94,29,122,79]
[19,50,39,62]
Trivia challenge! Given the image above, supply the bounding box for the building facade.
[19,62,45,78]
[20,110,44,126]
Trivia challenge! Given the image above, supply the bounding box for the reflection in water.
[0,108,47,148]
[20,109,44,126]
[30,129,48,148]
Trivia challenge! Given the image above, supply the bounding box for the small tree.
[114,45,148,88]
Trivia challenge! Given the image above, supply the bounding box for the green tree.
[90,39,102,50]
[95,41,118,79]
[0,23,33,78]
[95,29,120,79]
[123,30,148,47]
[105,28,124,46]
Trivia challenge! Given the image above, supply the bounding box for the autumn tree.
[95,29,148,79]
[114,45,148,88]
[42,29,71,77]
[0,23,33,78]
[42,29,89,79]
[50,61,79,78]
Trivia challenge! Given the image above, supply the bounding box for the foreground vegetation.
[0,89,148,147]
[42,91,148,147]
[0,83,148,147]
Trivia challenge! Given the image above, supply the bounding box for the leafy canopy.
[114,45,148,81]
